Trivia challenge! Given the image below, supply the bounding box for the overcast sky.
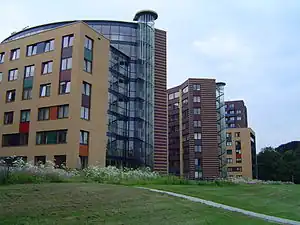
[1,0,299,151]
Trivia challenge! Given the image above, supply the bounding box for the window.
[194,133,201,140]
[226,142,232,146]
[81,107,90,120]
[182,86,188,93]
[42,61,53,74]
[62,35,74,48]
[0,52,5,63]
[227,150,233,155]
[84,59,92,73]
[20,110,30,122]
[82,82,91,96]
[236,158,242,163]
[61,57,72,70]
[6,90,16,103]
[230,117,235,121]
[2,133,28,147]
[227,158,233,164]
[8,69,18,81]
[22,88,32,100]
[80,130,89,145]
[54,155,66,168]
[34,156,46,165]
[226,133,232,138]
[235,132,240,137]
[0,72,2,82]
[194,120,201,127]
[38,107,50,121]
[10,48,20,60]
[237,116,242,121]
[195,171,203,179]
[169,92,179,100]
[4,112,14,125]
[182,98,188,105]
[230,124,236,128]
[168,93,174,100]
[174,92,179,98]
[230,104,234,108]
[36,130,67,145]
[27,44,37,56]
[195,158,201,166]
[40,84,51,97]
[84,36,93,50]
[44,40,54,52]
[59,81,71,94]
[193,84,201,91]
[236,110,242,114]
[229,110,234,114]
[24,65,35,78]
[193,96,201,102]
[57,105,69,119]
[193,108,201,114]
[195,145,201,152]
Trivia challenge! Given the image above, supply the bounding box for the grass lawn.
[0,183,274,225]
[146,184,300,222]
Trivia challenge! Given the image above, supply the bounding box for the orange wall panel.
[79,145,89,156]
[50,106,58,120]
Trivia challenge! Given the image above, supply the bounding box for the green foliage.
[258,141,300,184]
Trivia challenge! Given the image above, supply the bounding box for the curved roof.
[2,19,137,43]
[133,10,158,21]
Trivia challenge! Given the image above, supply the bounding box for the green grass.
[146,184,300,221]
[0,183,273,225]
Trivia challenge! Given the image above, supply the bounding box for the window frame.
[42,61,53,75]
[38,107,50,121]
[20,110,30,123]
[39,83,51,97]
[0,52,5,63]
[24,65,35,78]
[59,81,71,94]
[82,82,91,96]
[62,35,74,48]
[8,69,18,81]
[10,48,20,60]
[6,89,16,103]
[80,130,89,145]
[26,44,37,56]
[4,111,14,125]
[61,57,72,71]
[80,106,90,120]
[57,105,69,119]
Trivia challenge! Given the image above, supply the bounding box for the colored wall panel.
[61,47,73,59]
[23,77,33,88]
[50,106,58,120]
[79,145,89,156]
[81,94,90,108]
[19,122,30,133]
[84,48,93,61]
[60,70,71,81]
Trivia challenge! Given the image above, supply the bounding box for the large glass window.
[0,52,5,63]
[24,65,35,77]
[82,82,91,96]
[8,69,18,81]
[40,84,51,97]
[20,110,30,122]
[44,39,54,52]
[62,35,74,48]
[58,105,69,119]
[80,130,89,145]
[84,36,93,50]
[59,81,71,94]
[61,57,72,70]
[42,61,53,74]
[10,48,20,60]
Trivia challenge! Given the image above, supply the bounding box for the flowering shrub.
[218,177,294,185]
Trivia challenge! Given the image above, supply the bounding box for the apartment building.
[168,78,226,179]
[226,128,257,178]
[225,100,248,128]
[0,22,109,168]
[0,10,168,172]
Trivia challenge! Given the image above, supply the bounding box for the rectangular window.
[182,98,188,105]
[44,39,54,52]
[36,130,67,145]
[26,44,37,56]
[230,104,234,108]
[10,48,20,60]
[61,57,72,70]
[4,112,14,125]
[230,117,235,121]
[194,133,201,140]
[236,158,242,163]
[235,132,240,137]
[40,84,51,97]
[2,133,28,147]
[59,81,71,94]
[57,105,69,119]
[226,142,232,146]
[0,72,2,82]
[20,110,30,122]
[230,124,236,128]
[82,82,91,96]
[8,69,18,81]
[193,84,201,91]
[38,107,50,121]
[229,110,234,114]
[80,106,90,120]
[34,156,46,165]
[84,59,92,73]
[0,52,5,63]
[227,158,233,164]
[237,116,242,121]
[227,149,233,155]
[193,108,200,115]
[195,145,201,152]
[22,88,32,100]
[42,61,53,74]
[6,90,16,103]
[193,96,201,102]
[24,65,35,78]
[62,35,74,48]
[194,120,201,127]
[84,36,93,50]
[80,130,89,145]
[182,86,188,93]
[236,110,242,114]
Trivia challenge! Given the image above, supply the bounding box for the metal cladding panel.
[154,29,168,174]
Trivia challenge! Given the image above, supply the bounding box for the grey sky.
[1,0,299,151]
